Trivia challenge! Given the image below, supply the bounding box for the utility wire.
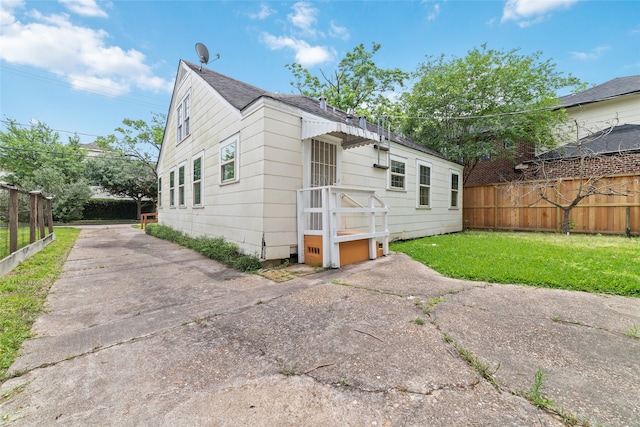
[0,145,156,163]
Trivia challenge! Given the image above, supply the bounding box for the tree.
[401,44,583,184]
[507,119,640,235]
[0,119,91,221]
[95,113,165,178]
[22,167,93,223]
[286,43,408,121]
[91,114,165,217]
[0,119,87,184]
[86,155,157,220]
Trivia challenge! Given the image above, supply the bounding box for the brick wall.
[465,142,535,185]
[523,152,640,180]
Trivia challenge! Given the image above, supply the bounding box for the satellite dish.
[195,43,220,71]
[195,42,209,70]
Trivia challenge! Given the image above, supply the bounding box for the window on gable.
[220,134,239,184]
[178,163,186,207]
[389,156,406,190]
[417,161,431,208]
[176,94,190,143]
[450,170,460,208]
[193,154,203,206]
[169,170,175,207]
[157,176,162,208]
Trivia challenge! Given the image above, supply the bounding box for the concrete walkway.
[1,224,639,426]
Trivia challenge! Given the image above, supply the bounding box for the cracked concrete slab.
[1,225,638,426]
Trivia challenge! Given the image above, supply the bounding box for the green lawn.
[391,231,640,297]
[0,227,32,260]
[0,227,80,382]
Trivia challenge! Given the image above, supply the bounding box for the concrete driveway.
[1,224,639,426]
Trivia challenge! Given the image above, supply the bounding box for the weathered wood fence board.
[463,175,640,235]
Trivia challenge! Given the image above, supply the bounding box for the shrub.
[145,224,261,272]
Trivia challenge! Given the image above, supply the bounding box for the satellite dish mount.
[195,42,220,71]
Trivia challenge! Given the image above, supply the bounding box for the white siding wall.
[157,63,266,258]
[564,94,640,139]
[262,107,303,260]
[341,143,463,241]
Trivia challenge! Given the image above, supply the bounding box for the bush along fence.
[1,183,55,275]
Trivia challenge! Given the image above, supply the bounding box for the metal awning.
[302,118,382,149]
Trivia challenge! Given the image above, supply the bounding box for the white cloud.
[58,0,108,18]
[570,45,610,61]
[328,21,349,40]
[426,3,440,21]
[501,0,579,25]
[261,33,333,67]
[288,2,318,36]
[248,3,274,20]
[0,5,172,96]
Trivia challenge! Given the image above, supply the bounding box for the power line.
[0,145,156,163]
[0,64,170,110]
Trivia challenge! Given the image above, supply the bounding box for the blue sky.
[1,0,639,144]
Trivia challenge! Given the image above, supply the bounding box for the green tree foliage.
[90,114,164,218]
[401,45,583,183]
[0,119,87,183]
[286,43,408,121]
[0,119,91,222]
[22,167,93,222]
[95,113,165,177]
[86,155,157,220]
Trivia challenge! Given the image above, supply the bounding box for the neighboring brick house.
[465,75,640,186]
[519,123,640,180]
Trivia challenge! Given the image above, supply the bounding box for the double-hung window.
[389,155,406,190]
[157,176,162,208]
[192,153,203,206]
[417,160,431,208]
[169,170,175,207]
[450,170,460,208]
[176,94,190,143]
[178,163,186,207]
[220,134,239,184]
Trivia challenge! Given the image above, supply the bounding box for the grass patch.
[145,224,261,272]
[0,227,80,382]
[391,231,640,297]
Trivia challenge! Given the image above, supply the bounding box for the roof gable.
[558,75,640,108]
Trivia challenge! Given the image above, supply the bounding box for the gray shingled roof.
[558,75,640,109]
[531,123,640,161]
[183,60,446,160]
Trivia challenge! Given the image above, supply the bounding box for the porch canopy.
[302,118,382,149]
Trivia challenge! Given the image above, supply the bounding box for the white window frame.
[220,133,239,184]
[178,162,187,208]
[176,93,190,143]
[192,151,204,207]
[388,154,407,191]
[169,168,176,208]
[450,170,460,209]
[157,175,163,208]
[416,160,432,208]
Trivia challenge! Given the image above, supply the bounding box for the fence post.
[9,187,19,254]
[45,197,54,234]
[37,194,46,239]
[30,191,39,243]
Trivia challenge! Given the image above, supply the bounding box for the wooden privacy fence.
[463,174,640,235]
[1,183,54,258]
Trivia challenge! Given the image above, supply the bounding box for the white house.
[156,60,463,267]
[557,75,640,137]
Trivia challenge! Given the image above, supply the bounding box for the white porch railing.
[296,185,389,268]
